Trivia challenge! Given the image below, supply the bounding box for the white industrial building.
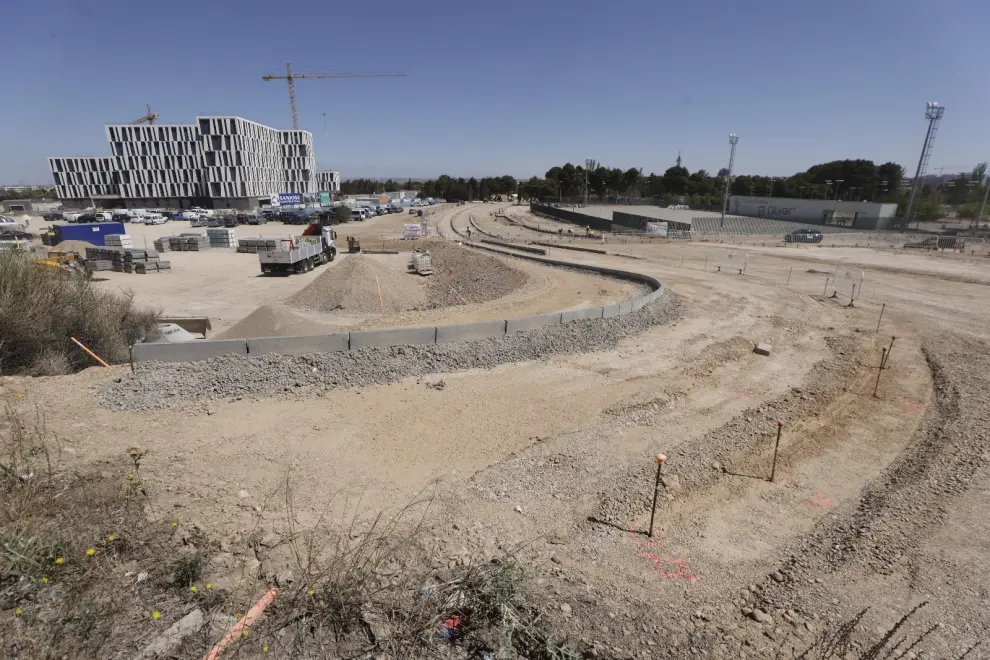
[728,196,898,230]
[48,116,340,210]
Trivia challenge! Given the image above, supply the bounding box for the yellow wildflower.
[41,577,48,584]
[86,548,95,556]
[15,608,22,616]
[108,535,116,542]
[189,585,197,592]
[205,583,212,590]
[152,610,160,619]
[54,557,64,565]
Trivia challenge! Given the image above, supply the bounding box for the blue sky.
[3,0,988,183]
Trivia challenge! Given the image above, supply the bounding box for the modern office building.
[48,116,340,210]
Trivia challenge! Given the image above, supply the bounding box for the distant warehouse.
[728,196,897,230]
[48,116,340,210]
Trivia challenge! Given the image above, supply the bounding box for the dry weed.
[0,251,160,375]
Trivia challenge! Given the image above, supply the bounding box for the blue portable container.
[53,222,126,247]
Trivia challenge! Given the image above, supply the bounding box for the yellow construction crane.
[262,63,407,130]
[130,104,160,125]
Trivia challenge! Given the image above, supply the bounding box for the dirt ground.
[4,206,990,657]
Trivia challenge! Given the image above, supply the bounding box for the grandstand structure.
[688,215,855,236]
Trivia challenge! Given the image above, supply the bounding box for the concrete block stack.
[237,238,278,253]
[105,234,134,249]
[156,234,210,251]
[206,228,236,249]
[83,246,168,274]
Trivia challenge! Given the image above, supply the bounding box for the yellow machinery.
[34,250,85,273]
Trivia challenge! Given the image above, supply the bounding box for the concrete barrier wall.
[436,319,508,343]
[480,239,548,255]
[349,326,437,349]
[132,338,247,363]
[506,312,563,334]
[532,241,608,255]
[132,240,666,363]
[246,333,349,356]
[561,307,604,323]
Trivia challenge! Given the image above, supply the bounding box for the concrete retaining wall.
[480,239,548,255]
[246,333,349,356]
[532,241,608,255]
[132,338,247,363]
[436,319,508,343]
[349,326,437,350]
[131,237,666,363]
[561,307,604,323]
[506,312,563,334]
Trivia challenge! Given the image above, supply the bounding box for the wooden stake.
[679,256,684,268]
[769,421,783,482]
[704,256,708,271]
[786,266,792,285]
[648,453,666,538]
[375,276,386,314]
[70,337,110,368]
[875,303,886,333]
[823,277,830,296]
[874,348,887,397]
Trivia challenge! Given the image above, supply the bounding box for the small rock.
[237,490,250,500]
[275,570,295,586]
[514,505,523,514]
[259,533,280,548]
[661,475,682,492]
[749,608,773,625]
[136,609,204,659]
[136,570,149,583]
[754,343,772,356]
[243,558,262,579]
[560,603,572,616]
[771,571,785,583]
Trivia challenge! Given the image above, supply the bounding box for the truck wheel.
[295,261,306,274]
[328,248,336,262]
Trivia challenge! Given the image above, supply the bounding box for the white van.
[143,214,167,225]
[351,208,367,221]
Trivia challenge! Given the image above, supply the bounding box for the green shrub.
[0,252,160,375]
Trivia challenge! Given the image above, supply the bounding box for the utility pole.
[835,179,844,200]
[974,172,990,234]
[720,134,738,228]
[584,158,595,206]
[905,102,946,230]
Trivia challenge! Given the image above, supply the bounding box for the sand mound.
[422,241,527,308]
[288,255,426,314]
[220,304,335,339]
[53,240,97,253]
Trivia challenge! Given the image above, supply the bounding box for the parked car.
[408,208,418,215]
[246,214,267,225]
[785,228,823,243]
[0,229,31,241]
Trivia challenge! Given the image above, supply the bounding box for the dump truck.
[258,222,337,275]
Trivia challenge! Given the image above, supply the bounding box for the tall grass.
[0,252,160,375]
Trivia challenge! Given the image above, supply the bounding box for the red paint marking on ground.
[903,401,923,411]
[626,524,698,581]
[805,493,831,510]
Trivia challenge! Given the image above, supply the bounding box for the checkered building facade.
[49,116,332,208]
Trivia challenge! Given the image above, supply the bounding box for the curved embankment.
[127,209,666,365]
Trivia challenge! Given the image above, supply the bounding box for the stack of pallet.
[153,238,171,252]
[83,247,169,274]
[237,237,278,253]
[85,259,114,272]
[206,227,236,249]
[104,234,133,249]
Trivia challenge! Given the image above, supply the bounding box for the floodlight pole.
[720,134,738,228]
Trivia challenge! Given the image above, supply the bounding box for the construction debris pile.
[84,247,171,274]
[422,241,527,308]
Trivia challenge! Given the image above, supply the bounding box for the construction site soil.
[288,254,429,315]
[4,204,990,658]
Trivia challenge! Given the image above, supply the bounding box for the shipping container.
[53,222,127,247]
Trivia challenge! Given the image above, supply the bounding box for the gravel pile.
[421,241,527,309]
[219,304,334,339]
[288,255,426,314]
[102,293,679,411]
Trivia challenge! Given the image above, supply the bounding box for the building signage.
[757,205,797,218]
[278,193,302,206]
[403,223,423,239]
[319,192,331,206]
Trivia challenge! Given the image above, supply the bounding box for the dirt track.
[5,204,990,657]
